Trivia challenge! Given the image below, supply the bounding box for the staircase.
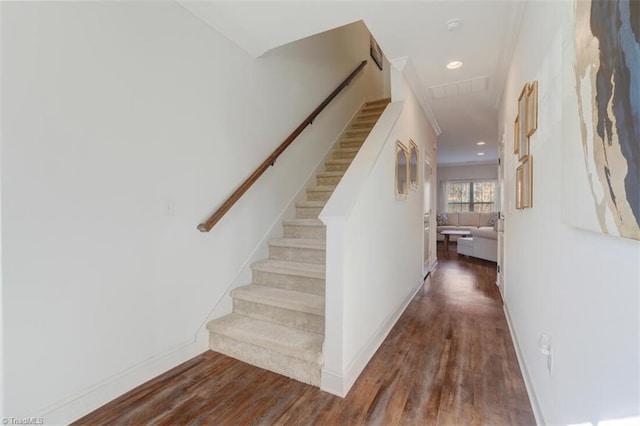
[206,98,390,386]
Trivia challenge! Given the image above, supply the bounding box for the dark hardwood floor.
[74,245,535,425]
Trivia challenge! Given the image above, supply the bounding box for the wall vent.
[428,75,490,99]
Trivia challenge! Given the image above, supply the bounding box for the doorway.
[497,136,505,297]
[423,159,432,277]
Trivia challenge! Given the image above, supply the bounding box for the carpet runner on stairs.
[206,98,390,386]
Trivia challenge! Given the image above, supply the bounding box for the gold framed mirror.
[409,140,419,190]
[395,141,409,200]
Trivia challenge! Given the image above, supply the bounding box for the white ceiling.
[179,1,524,165]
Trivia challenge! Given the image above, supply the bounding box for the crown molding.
[390,56,442,136]
[492,1,526,108]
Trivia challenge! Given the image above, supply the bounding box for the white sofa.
[437,212,498,262]
[470,227,498,262]
[436,212,497,241]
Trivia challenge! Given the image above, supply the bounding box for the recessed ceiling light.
[477,141,486,146]
[477,152,485,156]
[447,61,463,70]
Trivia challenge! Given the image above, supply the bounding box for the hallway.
[75,250,535,425]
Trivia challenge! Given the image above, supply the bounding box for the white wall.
[437,163,498,211]
[500,2,640,425]
[0,3,4,416]
[320,61,437,396]
[437,163,498,182]
[1,3,387,422]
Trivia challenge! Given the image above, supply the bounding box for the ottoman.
[457,237,473,256]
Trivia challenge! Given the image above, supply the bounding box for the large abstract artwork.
[574,0,640,240]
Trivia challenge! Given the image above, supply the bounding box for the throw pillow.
[436,213,448,226]
[488,212,499,227]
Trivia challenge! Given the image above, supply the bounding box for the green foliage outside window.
[446,181,496,212]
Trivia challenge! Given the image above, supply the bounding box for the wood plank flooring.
[74,247,535,425]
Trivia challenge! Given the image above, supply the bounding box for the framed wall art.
[568,0,640,240]
[516,163,523,210]
[370,36,383,71]
[521,155,533,208]
[395,141,409,200]
[527,80,538,136]
[514,115,520,155]
[409,140,419,190]
[517,83,529,161]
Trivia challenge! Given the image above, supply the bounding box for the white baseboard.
[33,340,205,425]
[320,278,423,397]
[503,304,545,426]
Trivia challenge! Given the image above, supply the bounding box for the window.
[446,180,496,212]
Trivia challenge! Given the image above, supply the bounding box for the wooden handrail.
[198,60,368,232]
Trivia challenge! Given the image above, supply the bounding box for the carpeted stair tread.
[361,105,388,113]
[207,313,323,364]
[366,97,391,106]
[346,128,372,135]
[307,185,338,192]
[358,111,384,119]
[282,218,325,227]
[316,171,346,178]
[341,136,365,143]
[251,259,325,279]
[296,200,327,208]
[208,98,391,386]
[325,159,352,165]
[232,284,324,316]
[268,238,326,250]
[351,120,377,128]
[333,147,361,154]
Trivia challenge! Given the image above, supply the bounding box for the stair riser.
[351,122,375,129]
[358,112,383,120]
[332,151,357,160]
[365,99,390,106]
[284,224,326,239]
[209,334,321,386]
[361,106,386,114]
[307,191,332,202]
[342,136,365,143]
[252,271,324,295]
[316,175,342,186]
[233,299,325,334]
[340,141,364,149]
[296,205,324,219]
[269,245,326,264]
[325,162,350,172]
[346,130,371,138]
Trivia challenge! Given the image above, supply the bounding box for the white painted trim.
[493,1,526,108]
[320,279,424,397]
[389,56,442,136]
[33,340,204,424]
[319,368,344,397]
[503,304,545,426]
